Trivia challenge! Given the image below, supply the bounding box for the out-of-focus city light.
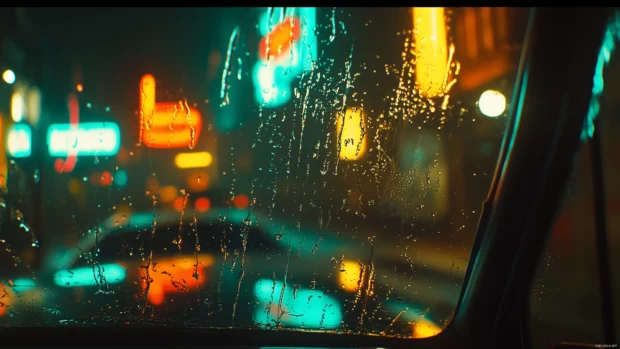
[186,171,209,192]
[337,107,367,161]
[145,176,159,194]
[76,83,83,92]
[253,62,291,107]
[233,194,249,209]
[9,278,37,293]
[26,87,41,126]
[160,186,178,203]
[339,259,362,292]
[54,158,76,174]
[253,7,317,108]
[116,147,130,165]
[258,17,301,61]
[87,171,113,186]
[172,197,185,211]
[140,255,213,305]
[7,124,32,158]
[2,70,15,84]
[478,89,506,117]
[412,319,442,339]
[68,178,81,195]
[139,74,203,149]
[174,151,213,169]
[11,92,24,122]
[383,300,443,338]
[253,279,342,329]
[47,122,121,157]
[53,263,126,288]
[413,7,448,98]
[55,93,82,173]
[100,171,113,186]
[195,197,211,212]
[114,169,128,187]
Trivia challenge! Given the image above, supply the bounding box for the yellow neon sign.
[174,151,213,169]
[413,7,448,98]
[336,108,367,161]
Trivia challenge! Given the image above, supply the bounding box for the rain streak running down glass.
[0,7,528,338]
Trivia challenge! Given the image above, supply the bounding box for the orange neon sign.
[258,16,301,62]
[139,254,213,306]
[139,74,202,149]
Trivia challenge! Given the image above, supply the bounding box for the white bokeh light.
[478,90,507,117]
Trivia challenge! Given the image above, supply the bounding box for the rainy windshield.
[0,7,528,338]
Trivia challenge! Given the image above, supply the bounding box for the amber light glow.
[412,319,442,338]
[139,74,202,149]
[174,151,213,169]
[339,260,362,292]
[172,197,186,211]
[258,16,301,62]
[159,186,178,203]
[336,107,367,161]
[186,171,209,192]
[139,255,214,306]
[413,7,448,98]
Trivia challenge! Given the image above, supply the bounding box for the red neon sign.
[54,93,80,173]
[258,16,301,62]
[139,74,202,149]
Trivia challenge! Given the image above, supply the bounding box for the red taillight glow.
[139,255,214,306]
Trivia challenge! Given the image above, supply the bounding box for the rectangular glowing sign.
[47,122,120,157]
[174,151,213,169]
[337,108,367,161]
[139,74,202,149]
[253,7,317,108]
[413,7,448,98]
[53,263,126,288]
[7,123,32,158]
[253,279,342,329]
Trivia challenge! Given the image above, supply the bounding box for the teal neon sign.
[253,7,318,108]
[253,278,342,329]
[47,122,120,157]
[53,263,126,288]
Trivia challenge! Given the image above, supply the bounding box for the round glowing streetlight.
[2,69,16,84]
[478,90,506,117]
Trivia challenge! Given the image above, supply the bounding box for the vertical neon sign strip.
[253,7,317,108]
[413,8,448,98]
[54,93,80,172]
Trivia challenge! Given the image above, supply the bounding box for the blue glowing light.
[7,124,32,158]
[114,169,128,187]
[47,122,121,157]
[9,278,37,293]
[53,263,126,288]
[253,278,342,329]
